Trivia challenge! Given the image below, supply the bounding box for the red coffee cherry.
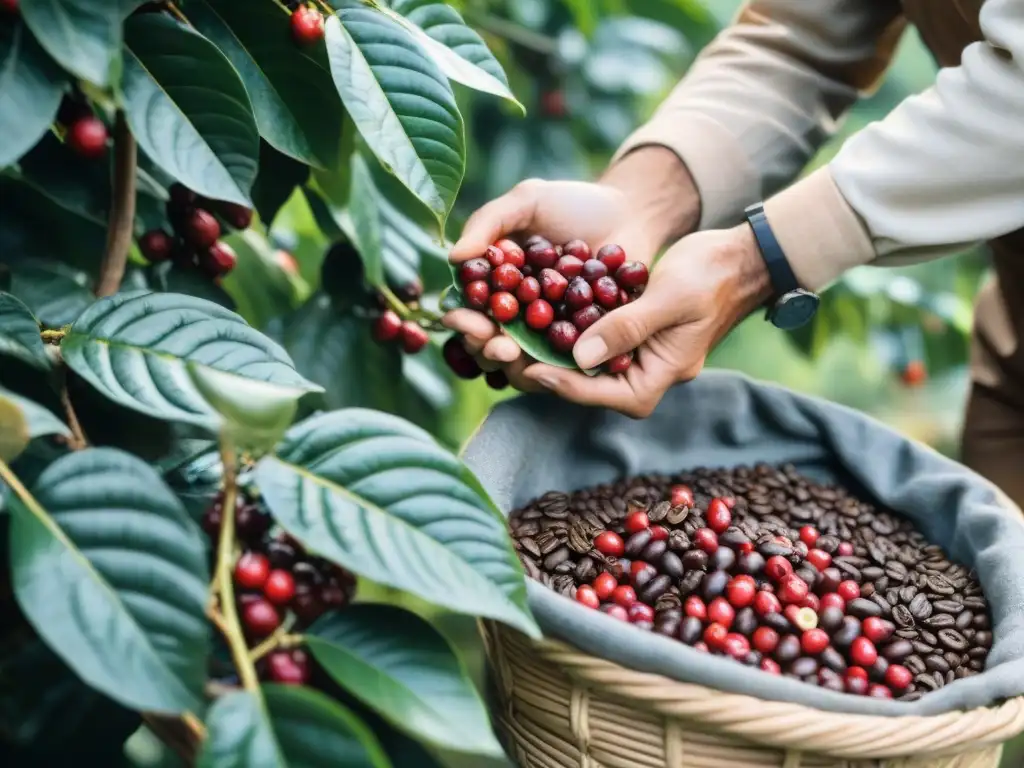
[868,684,893,699]
[67,115,108,158]
[562,239,591,261]
[201,242,237,277]
[694,528,718,553]
[242,599,281,637]
[615,261,649,289]
[885,664,912,691]
[538,268,568,302]
[777,574,809,605]
[266,649,311,685]
[217,201,253,230]
[516,276,541,303]
[571,305,603,333]
[819,593,845,612]
[234,552,270,590]
[707,597,735,628]
[752,626,780,654]
[491,263,523,292]
[264,569,296,604]
[611,585,637,607]
[373,310,403,342]
[703,622,728,650]
[726,577,756,608]
[564,277,594,311]
[628,602,655,623]
[575,585,600,609]
[555,255,585,279]
[1,0,20,15]
[442,336,482,380]
[760,658,782,675]
[489,291,519,323]
[623,510,650,534]
[723,633,750,659]
[800,593,821,613]
[184,208,221,248]
[649,524,668,541]
[596,243,627,272]
[139,230,173,262]
[459,257,491,285]
[706,498,732,533]
[837,542,854,556]
[850,637,878,667]
[464,280,490,310]
[846,675,869,695]
[547,320,579,353]
[606,353,632,374]
[602,604,629,621]
[594,531,625,557]
[837,580,861,601]
[765,555,793,581]
[495,238,526,269]
[484,244,505,267]
[683,596,707,620]
[522,299,553,330]
[861,617,896,644]
[485,369,509,390]
[291,5,325,45]
[400,321,429,354]
[580,260,608,284]
[592,276,620,309]
[592,571,617,600]
[799,526,819,547]
[753,590,782,616]
[526,243,558,270]
[801,628,830,655]
[805,549,832,571]
[670,485,694,507]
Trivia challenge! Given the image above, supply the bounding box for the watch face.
[772,290,820,330]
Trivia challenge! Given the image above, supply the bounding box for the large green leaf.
[198,691,284,768]
[122,14,259,206]
[306,604,503,757]
[15,133,111,226]
[220,229,303,331]
[7,260,94,327]
[0,385,68,461]
[6,448,210,713]
[347,152,385,287]
[0,292,50,370]
[0,21,65,169]
[325,7,464,226]
[20,0,122,87]
[265,684,392,768]
[253,409,538,636]
[60,291,322,438]
[251,140,310,228]
[388,0,521,110]
[187,0,343,169]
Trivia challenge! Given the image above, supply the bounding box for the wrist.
[600,146,701,255]
[724,224,773,318]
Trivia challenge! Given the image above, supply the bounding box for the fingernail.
[573,337,607,368]
[535,376,558,390]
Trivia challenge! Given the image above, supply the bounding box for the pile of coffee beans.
[509,464,992,701]
[454,236,649,374]
[202,487,356,685]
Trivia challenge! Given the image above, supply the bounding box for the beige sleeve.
[612,0,905,231]
[767,0,1024,289]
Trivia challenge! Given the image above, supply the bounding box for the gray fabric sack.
[461,370,1024,717]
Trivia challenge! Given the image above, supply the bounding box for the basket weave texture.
[482,621,1024,768]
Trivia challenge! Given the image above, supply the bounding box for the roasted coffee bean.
[701,570,729,601]
[956,610,974,630]
[834,560,862,581]
[885,561,909,582]
[919,629,938,646]
[648,501,671,523]
[661,551,685,579]
[682,549,708,572]
[869,594,893,617]
[552,574,575,595]
[519,554,540,580]
[973,613,991,630]
[937,629,969,652]
[816,535,840,554]
[911,640,933,655]
[520,537,541,558]
[906,655,926,675]
[923,613,956,631]
[634,567,656,590]
[861,566,885,582]
[679,616,703,645]
[679,570,704,597]
[848,598,882,619]
[976,631,993,649]
[575,557,597,583]
[927,574,956,596]
[933,600,963,615]
[655,613,682,637]
[892,605,915,629]
[640,575,672,604]
[625,530,653,557]
[759,542,793,558]
[709,547,736,572]
[819,607,845,634]
[818,568,842,594]
[899,585,919,603]
[909,593,933,620]
[881,640,913,661]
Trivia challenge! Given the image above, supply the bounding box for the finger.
[572,284,677,369]
[522,357,675,418]
[442,309,498,353]
[504,354,547,394]
[482,335,522,364]
[450,183,538,262]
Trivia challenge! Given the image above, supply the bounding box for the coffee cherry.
[694,528,718,553]
[394,278,423,304]
[837,580,861,601]
[602,604,629,621]
[596,244,627,272]
[819,593,845,611]
[525,299,554,330]
[463,280,490,311]
[139,230,173,262]
[526,243,558,270]
[591,276,620,309]
[791,607,819,632]
[183,209,221,248]
[629,602,655,623]
[266,649,310,685]
[861,617,896,644]
[200,241,237,277]
[615,261,649,289]
[649,525,668,541]
[837,541,854,556]
[850,636,878,667]
[670,484,694,507]
[264,569,296,604]
[0,0,19,14]
[483,244,505,267]
[683,596,707,620]
[555,255,584,279]
[592,571,617,600]
[242,598,281,636]
[778,574,809,604]
[291,5,325,45]
[801,628,830,656]
[564,277,593,311]
[547,320,579,353]
[373,310,403,342]
[400,321,429,354]
[805,549,832,571]
[516,276,541,303]
[575,584,600,609]
[235,553,270,589]
[485,370,509,390]
[723,633,750,659]
[799,526,819,547]
[885,664,912,691]
[580,260,608,284]
[491,263,523,293]
[765,555,793,581]
[703,622,728,650]
[611,585,636,607]
[606,353,632,375]
[707,596,734,628]
[752,626,780,654]
[760,658,782,675]
[800,593,821,613]
[215,202,253,230]
[459,257,491,285]
[753,590,782,616]
[901,359,926,387]
[726,577,756,608]
[562,239,591,261]
[538,268,568,302]
[623,510,650,534]
[488,292,519,323]
[594,530,625,557]
[67,115,108,158]
[705,498,732,533]
[443,336,482,379]
[495,238,525,269]
[571,305,603,332]
[868,684,893,699]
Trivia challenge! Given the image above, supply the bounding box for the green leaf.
[6,448,210,713]
[7,260,94,327]
[187,0,343,169]
[221,229,302,331]
[252,409,538,637]
[264,684,392,768]
[60,291,322,438]
[347,152,385,287]
[306,604,503,757]
[19,0,122,87]
[325,7,465,226]
[122,14,259,206]
[148,262,236,310]
[198,691,285,768]
[386,0,522,110]
[0,385,68,461]
[251,140,310,228]
[15,132,111,226]
[0,21,65,168]
[0,292,50,370]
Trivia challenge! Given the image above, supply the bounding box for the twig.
[378,284,412,319]
[250,631,302,663]
[462,10,559,56]
[165,2,190,24]
[141,712,205,763]
[206,602,231,639]
[60,384,88,450]
[95,111,137,298]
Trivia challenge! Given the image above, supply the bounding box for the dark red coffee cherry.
[264,569,296,605]
[200,242,237,278]
[801,628,830,656]
[694,528,718,553]
[485,370,509,390]
[562,239,591,261]
[799,526,819,547]
[591,276,620,309]
[489,291,519,323]
[547,320,579,353]
[564,277,593,311]
[524,234,551,249]
[235,504,272,542]
[806,549,832,571]
[139,230,173,262]
[765,555,793,581]
[611,585,636,607]
[538,268,568,302]
[606,353,632,374]
[443,336,482,379]
[372,310,403,342]
[234,552,270,590]
[516,276,541,304]
[572,305,603,333]
[67,115,108,158]
[555,255,584,279]
[670,484,694,507]
[394,278,423,303]
[615,261,649,289]
[459,257,491,285]
[400,321,429,354]
[184,209,221,248]
[484,244,505,267]
[596,244,627,272]
[777,574,809,604]
[464,280,490,310]
[242,599,282,637]
[494,238,525,269]
[291,5,325,45]
[726,576,756,608]
[491,263,523,292]
[217,201,254,230]
[580,260,608,284]
[525,299,554,330]
[266,649,310,685]
[850,637,878,667]
[526,243,558,270]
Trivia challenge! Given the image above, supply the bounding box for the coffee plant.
[0,0,541,764]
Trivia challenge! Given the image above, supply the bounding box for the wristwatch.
[743,202,820,330]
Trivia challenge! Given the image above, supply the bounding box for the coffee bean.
[737,552,766,575]
[634,567,655,590]
[938,629,969,652]
[679,616,703,645]
[789,657,819,677]
[926,574,955,596]
[885,561,909,582]
[925,655,950,674]
[881,640,913,661]
[912,640,933,655]
[833,617,862,648]
[848,598,882,619]
[763,612,793,634]
[520,537,541,557]
[955,610,974,631]
[641,539,668,562]
[906,655,926,675]
[908,593,933,620]
[933,600,963,615]
[923,613,956,631]
[775,635,802,663]
[820,646,847,672]
[976,631,993,649]
[892,605,915,629]
[679,570,704,597]
[682,550,708,572]
[660,551,684,579]
[668,530,690,550]
[701,571,729,601]
[719,530,751,549]
[625,530,652,557]
[861,566,885,582]
[899,585,918,603]
[709,547,736,572]
[640,574,672,604]
[574,557,597,584]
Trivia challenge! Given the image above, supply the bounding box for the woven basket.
[482,621,1024,768]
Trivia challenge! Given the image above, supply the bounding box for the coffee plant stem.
[213,439,261,693]
[248,628,302,663]
[164,2,190,25]
[39,329,66,343]
[377,284,413,319]
[140,713,206,764]
[58,372,88,450]
[95,112,137,298]
[313,0,336,17]
[462,10,559,56]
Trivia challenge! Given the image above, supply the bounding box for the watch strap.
[744,203,799,298]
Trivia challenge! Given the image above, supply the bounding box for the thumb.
[450,182,539,263]
[572,286,675,369]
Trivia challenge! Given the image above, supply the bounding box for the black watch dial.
[769,290,820,330]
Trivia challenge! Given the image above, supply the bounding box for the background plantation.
[0,0,1008,766]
